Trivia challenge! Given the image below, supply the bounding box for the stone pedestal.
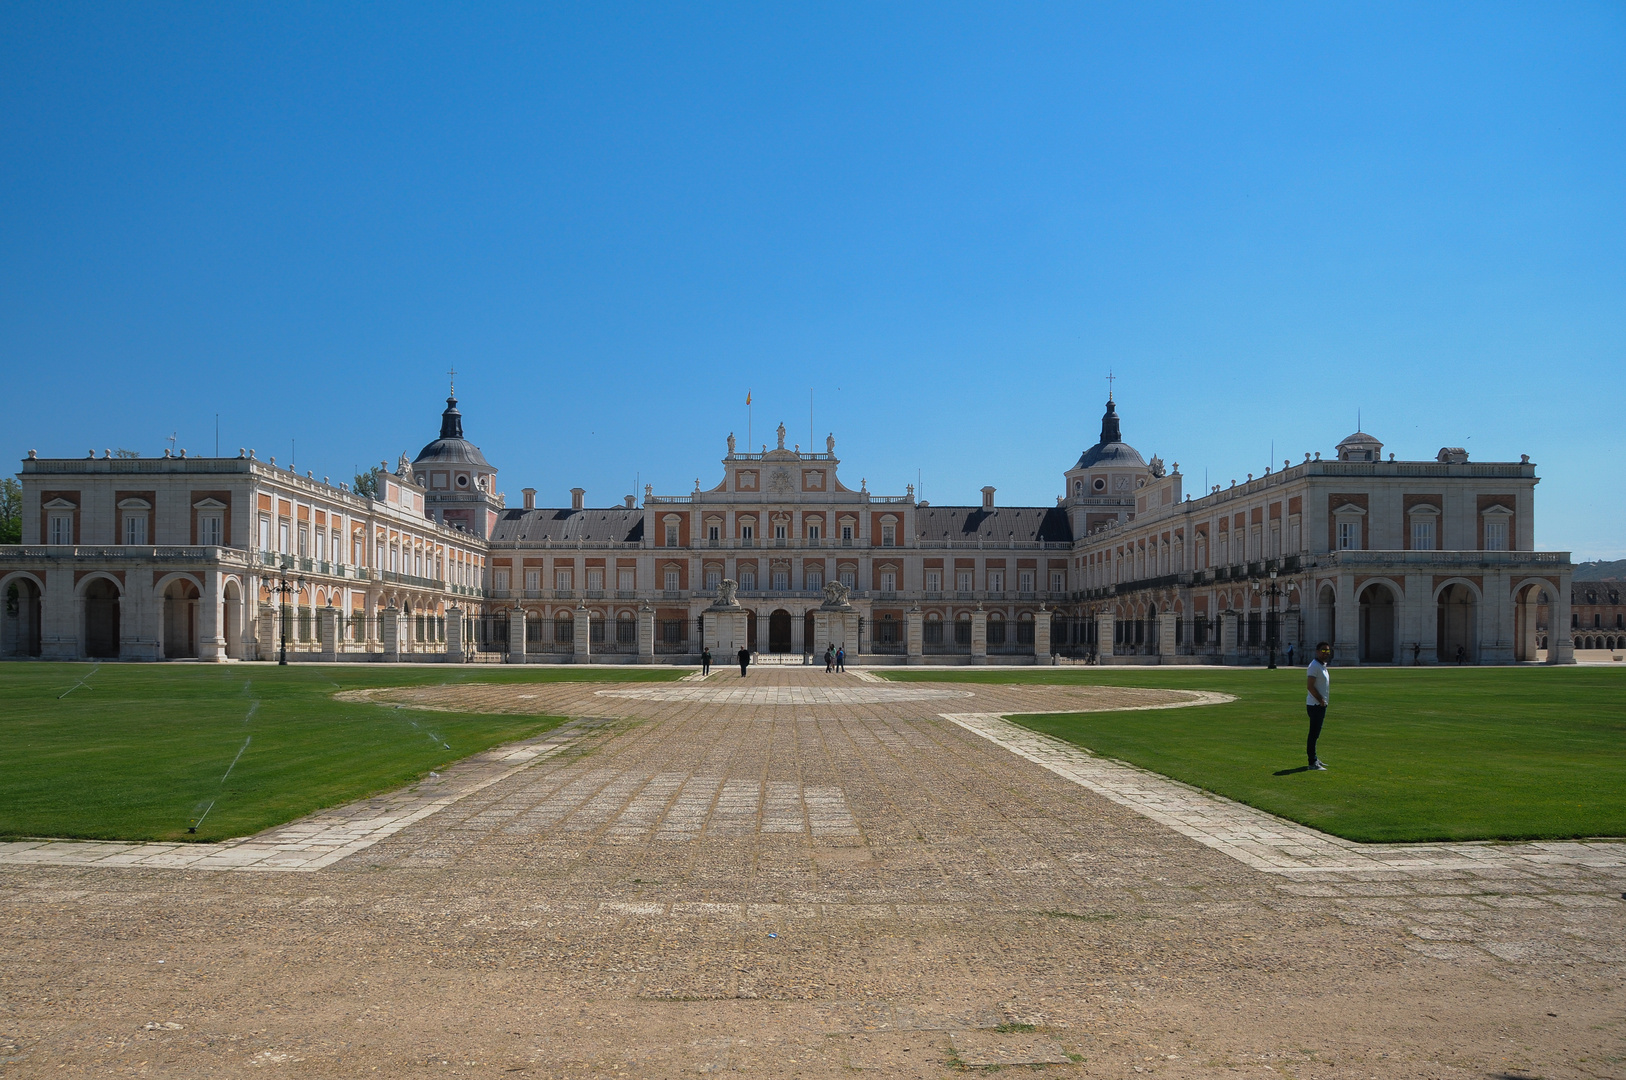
[318,605,338,662]
[508,606,529,663]
[257,604,276,662]
[1158,612,1178,658]
[1221,611,1238,664]
[970,606,987,664]
[571,603,591,662]
[1095,614,1114,660]
[446,605,464,662]
[381,605,401,662]
[703,608,747,655]
[1033,606,1051,662]
[905,608,923,664]
[637,605,655,663]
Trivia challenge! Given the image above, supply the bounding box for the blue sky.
[3,3,1622,556]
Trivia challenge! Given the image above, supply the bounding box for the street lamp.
[265,559,306,666]
[1264,568,1283,670]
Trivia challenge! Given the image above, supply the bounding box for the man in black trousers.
[1305,641,1331,770]
[737,646,750,677]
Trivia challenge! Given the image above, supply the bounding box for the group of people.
[697,644,846,677]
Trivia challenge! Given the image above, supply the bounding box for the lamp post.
[265,559,306,666]
[1264,568,1283,669]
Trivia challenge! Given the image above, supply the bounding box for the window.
[315,529,325,561]
[839,570,854,589]
[925,571,941,593]
[415,551,423,577]
[49,513,72,545]
[988,570,1005,592]
[279,521,290,553]
[390,546,399,572]
[259,516,271,552]
[741,523,754,541]
[956,571,973,592]
[705,570,721,591]
[1484,519,1508,551]
[123,514,147,545]
[1074,480,1083,496]
[353,536,363,565]
[665,524,680,547]
[1411,519,1435,551]
[1050,570,1065,592]
[199,514,222,547]
[807,524,820,542]
[1337,521,1358,550]
[298,524,308,556]
[841,524,853,541]
[525,569,540,592]
[664,569,681,591]
[618,569,635,591]
[1018,571,1034,593]
[881,524,896,546]
[774,523,787,540]
[880,571,896,592]
[556,569,573,591]
[806,569,823,591]
[587,569,604,591]
[707,525,719,542]
[740,570,757,591]
[772,570,788,591]
[493,569,510,592]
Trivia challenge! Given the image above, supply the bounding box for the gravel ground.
[1,669,1621,1078]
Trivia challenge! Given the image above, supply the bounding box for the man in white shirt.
[1305,641,1332,770]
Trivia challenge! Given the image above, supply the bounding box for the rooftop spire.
[1100,398,1122,445]
[440,393,464,440]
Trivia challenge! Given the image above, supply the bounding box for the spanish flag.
[746,391,751,405]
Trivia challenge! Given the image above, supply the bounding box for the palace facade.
[0,391,1576,665]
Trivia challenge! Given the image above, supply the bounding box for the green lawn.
[882,666,1626,843]
[0,663,679,844]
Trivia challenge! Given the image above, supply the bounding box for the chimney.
[570,487,585,510]
[522,487,536,510]
[981,486,995,510]
[624,495,636,509]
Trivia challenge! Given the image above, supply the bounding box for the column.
[199,569,226,662]
[970,605,987,664]
[446,605,464,661]
[1033,605,1051,664]
[791,607,805,657]
[905,607,924,665]
[1333,572,1358,666]
[1547,571,1574,664]
[1221,610,1238,664]
[1481,567,1514,664]
[318,605,338,662]
[637,605,655,662]
[40,567,77,659]
[381,605,400,662]
[1095,613,1114,660]
[508,605,528,663]
[569,602,589,661]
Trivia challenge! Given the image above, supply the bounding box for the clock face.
[1113,475,1131,493]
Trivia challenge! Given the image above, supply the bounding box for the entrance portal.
[163,578,200,658]
[1436,583,1477,663]
[1358,583,1395,663]
[768,609,792,653]
[84,578,120,658]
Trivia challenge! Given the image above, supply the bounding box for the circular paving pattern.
[592,684,976,705]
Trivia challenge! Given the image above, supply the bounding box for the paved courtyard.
[1,669,1622,1078]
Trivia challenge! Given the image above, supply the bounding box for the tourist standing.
[737,646,750,677]
[1305,641,1331,770]
[825,644,834,673]
[701,647,711,676]
[1284,642,1295,667]
[835,646,845,672]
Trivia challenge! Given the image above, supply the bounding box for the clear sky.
[3,3,1622,556]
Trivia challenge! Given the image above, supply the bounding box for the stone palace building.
[0,389,1576,665]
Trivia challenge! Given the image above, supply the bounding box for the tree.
[0,477,20,544]
[114,448,140,458]
[353,469,380,498]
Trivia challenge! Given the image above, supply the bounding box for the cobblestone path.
[1,669,1621,1078]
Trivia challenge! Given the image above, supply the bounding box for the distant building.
[0,391,1576,664]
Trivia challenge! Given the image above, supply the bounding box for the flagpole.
[747,390,752,454]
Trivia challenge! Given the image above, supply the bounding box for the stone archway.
[1358,582,1396,663]
[768,609,792,654]
[1513,582,1546,662]
[164,578,201,658]
[222,578,244,659]
[3,576,44,657]
[83,577,121,658]
[1316,584,1336,651]
[1436,582,1478,664]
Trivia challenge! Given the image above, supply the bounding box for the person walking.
[737,645,750,677]
[835,646,845,672]
[700,647,711,676]
[824,644,834,673]
[1305,641,1331,770]
[1284,642,1295,667]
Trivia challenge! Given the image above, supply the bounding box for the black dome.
[413,396,494,470]
[1074,399,1146,469]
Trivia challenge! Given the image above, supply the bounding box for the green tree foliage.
[0,477,20,543]
[353,469,380,498]
[113,448,141,458]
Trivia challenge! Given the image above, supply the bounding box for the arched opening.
[163,578,201,658]
[768,609,792,654]
[1436,583,1478,664]
[746,609,758,652]
[1358,582,1396,663]
[84,578,121,658]
[1513,584,1545,662]
[1316,584,1336,651]
[4,578,43,657]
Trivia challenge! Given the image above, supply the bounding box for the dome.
[413,395,494,471]
[1073,399,1148,470]
[1335,431,1383,463]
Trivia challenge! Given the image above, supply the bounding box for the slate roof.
[490,507,645,544]
[915,506,1073,545]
